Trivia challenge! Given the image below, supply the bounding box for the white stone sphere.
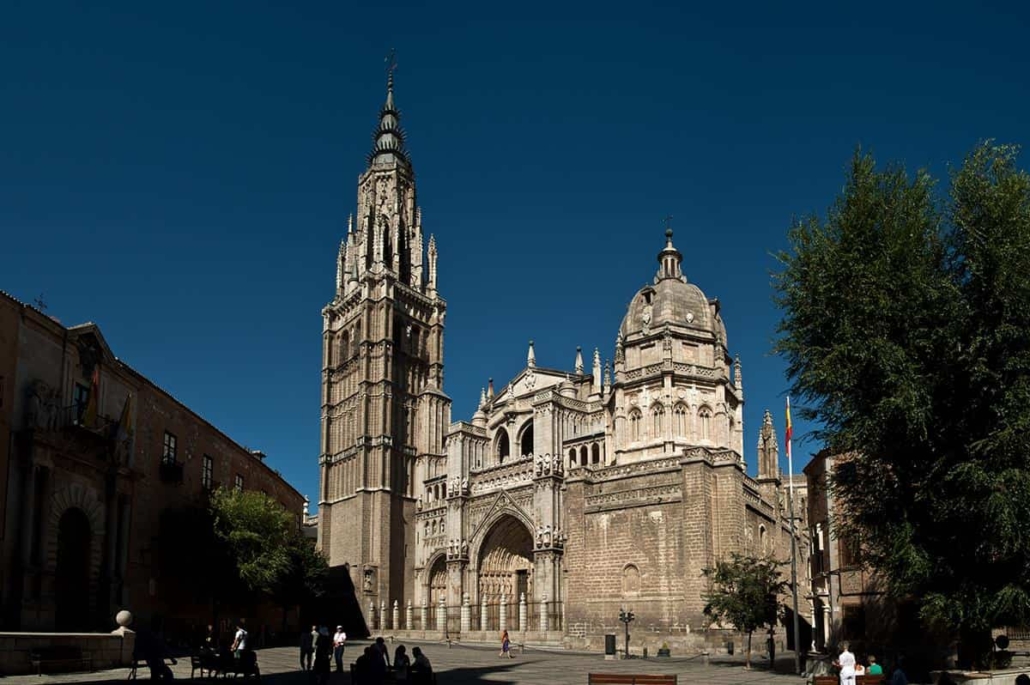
[116,610,133,627]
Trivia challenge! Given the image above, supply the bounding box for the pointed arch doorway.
[477,514,533,605]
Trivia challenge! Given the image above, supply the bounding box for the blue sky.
[3,1,1028,505]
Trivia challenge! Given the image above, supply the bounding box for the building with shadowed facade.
[318,73,808,650]
[0,290,305,636]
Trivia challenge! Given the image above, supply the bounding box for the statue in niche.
[536,527,544,548]
[363,567,376,593]
[461,477,468,493]
[642,304,653,334]
[461,539,469,557]
[544,525,552,547]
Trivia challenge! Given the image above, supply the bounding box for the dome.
[619,229,716,338]
[620,278,712,337]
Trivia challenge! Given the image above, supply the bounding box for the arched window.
[652,403,665,436]
[519,423,534,457]
[353,322,362,357]
[629,409,642,441]
[698,407,712,442]
[759,525,768,555]
[673,403,688,436]
[591,443,600,464]
[568,448,577,467]
[497,429,510,463]
[579,445,588,465]
[622,564,641,596]
[434,484,440,501]
[441,482,447,499]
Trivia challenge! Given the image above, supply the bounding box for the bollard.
[420,600,428,631]
[369,600,377,631]
[406,599,413,631]
[480,594,488,631]
[499,594,508,632]
[460,593,471,634]
[381,600,387,630]
[540,594,549,632]
[393,600,399,632]
[518,593,527,633]
[436,597,446,633]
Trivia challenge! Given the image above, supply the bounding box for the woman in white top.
[837,642,857,685]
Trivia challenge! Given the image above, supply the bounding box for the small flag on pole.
[785,396,793,459]
[81,366,99,428]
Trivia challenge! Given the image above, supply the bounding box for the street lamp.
[618,607,635,659]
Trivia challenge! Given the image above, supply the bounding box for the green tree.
[270,534,329,632]
[775,142,1030,667]
[703,553,788,669]
[210,488,295,595]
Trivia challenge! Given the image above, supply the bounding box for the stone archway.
[477,514,534,602]
[55,507,92,630]
[427,555,447,607]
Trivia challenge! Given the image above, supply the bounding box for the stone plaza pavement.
[2,641,809,685]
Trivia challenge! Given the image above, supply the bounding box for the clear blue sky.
[3,1,1028,505]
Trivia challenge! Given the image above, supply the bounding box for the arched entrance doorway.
[427,555,447,607]
[55,508,92,630]
[478,515,533,602]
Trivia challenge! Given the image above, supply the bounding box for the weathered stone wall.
[0,629,135,675]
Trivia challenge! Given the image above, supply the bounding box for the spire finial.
[656,220,684,281]
[527,340,536,368]
[385,48,398,91]
[574,346,584,374]
[664,215,674,243]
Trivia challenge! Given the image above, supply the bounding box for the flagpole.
[787,396,802,675]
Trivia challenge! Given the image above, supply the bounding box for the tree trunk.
[746,631,752,670]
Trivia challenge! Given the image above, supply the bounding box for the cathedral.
[318,71,806,649]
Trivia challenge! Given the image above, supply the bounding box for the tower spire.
[527,340,536,368]
[368,49,408,167]
[574,346,584,374]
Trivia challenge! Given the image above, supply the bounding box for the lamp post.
[618,607,635,659]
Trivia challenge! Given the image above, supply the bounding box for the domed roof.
[619,230,717,338]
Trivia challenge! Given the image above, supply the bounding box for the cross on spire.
[33,293,47,312]
[663,215,674,234]
[385,48,398,86]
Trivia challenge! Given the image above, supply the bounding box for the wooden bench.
[30,646,93,675]
[814,676,885,685]
[588,675,677,685]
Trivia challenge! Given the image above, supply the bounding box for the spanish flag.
[81,366,99,428]
[115,393,133,443]
[785,396,793,459]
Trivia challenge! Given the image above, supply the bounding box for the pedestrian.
[867,655,883,676]
[333,625,348,672]
[230,620,248,659]
[313,627,332,685]
[499,629,513,659]
[299,624,315,671]
[890,656,908,685]
[836,642,856,685]
[410,647,432,685]
[393,645,410,682]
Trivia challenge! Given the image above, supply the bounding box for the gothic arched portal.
[427,555,447,608]
[477,514,533,602]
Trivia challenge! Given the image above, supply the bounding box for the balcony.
[159,459,184,484]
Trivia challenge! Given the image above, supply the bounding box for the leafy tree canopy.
[775,142,1030,661]
[703,553,788,668]
[210,488,296,595]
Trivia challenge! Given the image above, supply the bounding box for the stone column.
[420,600,428,631]
[519,593,527,632]
[499,593,507,632]
[406,600,413,631]
[436,597,446,633]
[380,600,387,630]
[393,600,399,632]
[368,600,376,631]
[540,593,549,632]
[460,593,471,634]
[480,593,488,631]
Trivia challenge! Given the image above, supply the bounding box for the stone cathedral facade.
[319,75,806,648]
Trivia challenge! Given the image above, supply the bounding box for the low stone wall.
[0,628,135,675]
[931,669,1030,685]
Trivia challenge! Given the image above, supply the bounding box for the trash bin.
[605,635,617,656]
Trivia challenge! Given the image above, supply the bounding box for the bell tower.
[319,64,450,618]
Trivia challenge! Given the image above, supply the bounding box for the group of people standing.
[299,629,433,684]
[299,625,348,683]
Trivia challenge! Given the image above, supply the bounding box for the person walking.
[332,625,348,672]
[836,642,856,685]
[299,624,315,671]
[499,629,514,659]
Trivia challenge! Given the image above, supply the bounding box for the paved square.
[4,640,806,685]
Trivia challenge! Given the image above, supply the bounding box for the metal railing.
[368,600,564,634]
